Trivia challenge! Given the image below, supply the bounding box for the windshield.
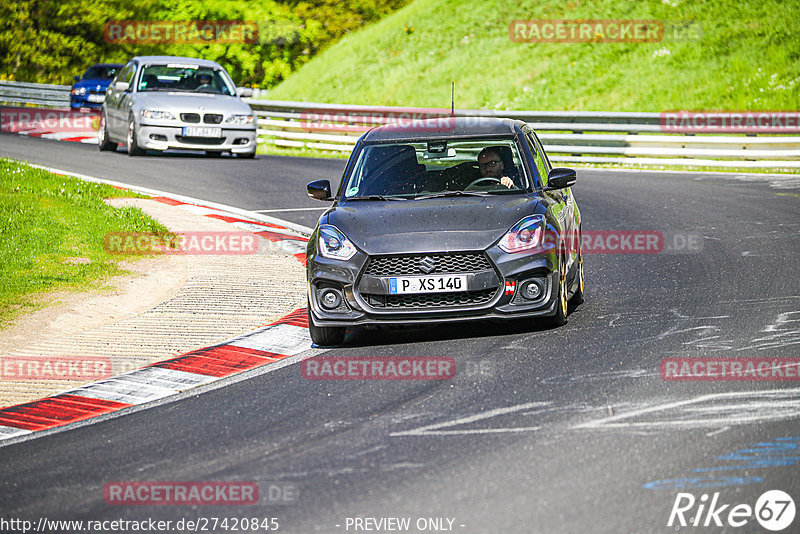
[136,64,235,95]
[83,65,119,80]
[342,139,529,199]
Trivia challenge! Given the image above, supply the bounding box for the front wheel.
[308,305,346,346]
[570,249,584,305]
[97,113,116,151]
[548,262,568,327]
[127,118,144,156]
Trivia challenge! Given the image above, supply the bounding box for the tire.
[570,249,585,305]
[127,117,144,156]
[97,113,116,151]
[308,304,346,346]
[548,259,568,327]
[238,150,256,159]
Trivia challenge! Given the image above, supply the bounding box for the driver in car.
[477,147,515,188]
[196,73,214,91]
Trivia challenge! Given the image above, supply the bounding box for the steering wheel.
[465,176,502,190]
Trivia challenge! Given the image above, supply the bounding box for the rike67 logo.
[668,490,795,531]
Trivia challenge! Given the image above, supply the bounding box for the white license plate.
[87,94,105,103]
[182,127,222,137]
[389,275,467,294]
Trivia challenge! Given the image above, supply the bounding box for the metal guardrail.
[2,81,798,168]
[246,99,800,168]
[0,80,71,108]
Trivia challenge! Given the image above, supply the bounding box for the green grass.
[0,159,172,327]
[267,0,800,111]
[257,142,349,159]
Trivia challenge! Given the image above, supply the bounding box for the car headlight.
[225,114,254,125]
[140,109,176,120]
[498,215,545,253]
[318,225,357,260]
[71,87,86,95]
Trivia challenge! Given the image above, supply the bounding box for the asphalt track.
[2,134,800,533]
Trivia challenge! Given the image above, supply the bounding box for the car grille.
[175,136,225,145]
[181,113,201,123]
[363,288,498,309]
[203,113,223,124]
[363,252,492,276]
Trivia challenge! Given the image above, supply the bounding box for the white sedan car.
[99,55,257,158]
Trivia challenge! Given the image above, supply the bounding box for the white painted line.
[229,323,311,355]
[231,221,308,239]
[390,401,549,437]
[254,207,328,213]
[68,377,179,404]
[0,425,33,439]
[120,367,218,391]
[178,204,229,216]
[21,163,315,236]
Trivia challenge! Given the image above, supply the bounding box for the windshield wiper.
[414,190,492,200]
[346,195,407,201]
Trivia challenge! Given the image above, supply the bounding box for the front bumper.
[135,123,257,154]
[307,245,561,327]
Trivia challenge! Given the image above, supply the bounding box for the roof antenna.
[450,82,455,117]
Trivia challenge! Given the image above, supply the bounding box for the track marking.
[390,401,549,437]
[253,207,328,213]
[574,388,800,430]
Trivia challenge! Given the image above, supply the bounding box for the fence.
[2,81,798,168]
[247,99,800,169]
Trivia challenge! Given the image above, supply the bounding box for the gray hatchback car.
[99,56,257,157]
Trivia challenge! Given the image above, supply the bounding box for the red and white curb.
[0,177,314,442]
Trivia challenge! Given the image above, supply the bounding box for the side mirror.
[236,87,253,98]
[114,81,130,92]
[74,75,81,82]
[307,179,333,201]
[545,168,577,190]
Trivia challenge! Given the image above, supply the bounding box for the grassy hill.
[266,0,799,111]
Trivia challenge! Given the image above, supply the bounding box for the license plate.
[182,127,222,137]
[87,94,105,103]
[389,275,467,294]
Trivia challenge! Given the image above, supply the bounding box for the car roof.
[362,116,526,142]
[129,56,223,68]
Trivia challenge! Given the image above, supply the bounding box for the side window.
[526,132,548,187]
[115,63,133,87]
[124,63,137,86]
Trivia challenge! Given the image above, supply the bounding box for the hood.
[324,195,544,255]
[133,92,253,115]
[73,79,113,91]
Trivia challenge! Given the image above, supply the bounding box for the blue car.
[71,63,124,110]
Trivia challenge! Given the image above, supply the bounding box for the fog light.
[149,134,167,141]
[320,288,342,310]
[521,280,543,300]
